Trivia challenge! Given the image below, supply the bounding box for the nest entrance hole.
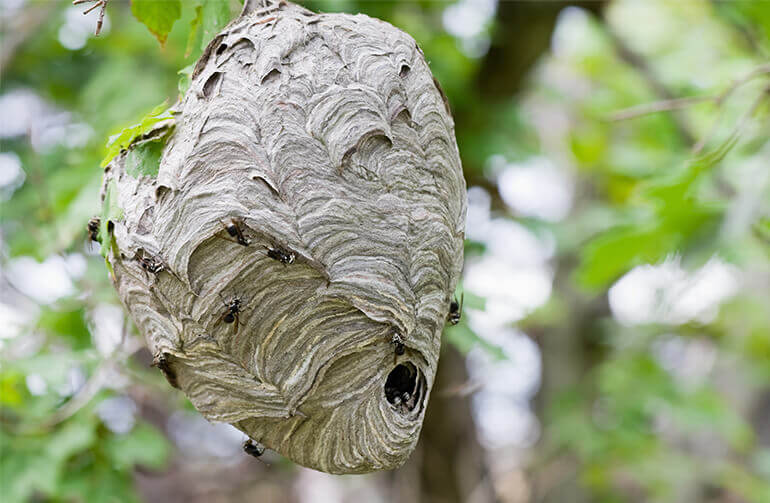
[384,362,424,414]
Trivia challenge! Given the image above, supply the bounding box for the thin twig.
[438,380,483,398]
[605,26,697,144]
[609,95,714,121]
[73,0,108,36]
[693,82,770,155]
[716,63,770,104]
[609,63,770,122]
[691,65,770,153]
[691,102,729,155]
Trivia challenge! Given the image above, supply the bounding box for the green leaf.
[125,140,163,179]
[444,322,506,361]
[0,371,25,407]
[754,217,770,251]
[0,417,98,503]
[576,138,735,289]
[100,178,123,260]
[59,460,141,503]
[103,422,170,471]
[186,5,203,58]
[460,289,485,311]
[178,64,195,97]
[200,0,232,50]
[101,102,172,168]
[48,418,99,461]
[577,225,673,288]
[0,443,60,503]
[37,301,91,350]
[55,176,102,255]
[130,0,182,46]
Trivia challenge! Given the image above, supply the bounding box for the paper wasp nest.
[101,0,465,474]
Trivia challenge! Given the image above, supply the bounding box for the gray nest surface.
[101,0,466,474]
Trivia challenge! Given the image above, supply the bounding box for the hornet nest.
[100,0,466,474]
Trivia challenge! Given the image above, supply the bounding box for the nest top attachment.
[102,1,465,474]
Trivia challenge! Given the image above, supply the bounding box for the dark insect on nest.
[243,438,266,458]
[265,245,295,265]
[447,293,463,325]
[136,253,166,275]
[87,217,101,242]
[218,294,244,333]
[136,251,184,284]
[152,352,179,389]
[220,217,251,246]
[391,331,405,364]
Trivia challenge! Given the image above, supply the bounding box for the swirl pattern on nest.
[103,1,466,474]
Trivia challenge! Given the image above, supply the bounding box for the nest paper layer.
[102,1,466,474]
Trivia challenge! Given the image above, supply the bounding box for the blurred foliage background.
[1,0,770,502]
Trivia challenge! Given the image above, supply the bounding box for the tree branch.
[604,26,697,144]
[72,0,108,36]
[693,81,770,154]
[609,63,770,122]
